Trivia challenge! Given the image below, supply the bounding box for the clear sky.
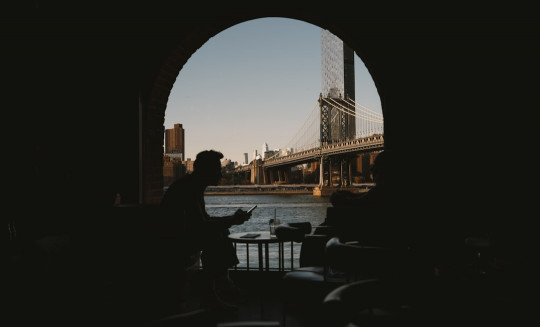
[165,17,382,165]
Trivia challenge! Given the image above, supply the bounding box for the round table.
[228,231,285,271]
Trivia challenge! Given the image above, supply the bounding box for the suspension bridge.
[236,93,384,195]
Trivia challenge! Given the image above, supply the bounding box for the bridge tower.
[319,93,332,145]
[314,29,356,195]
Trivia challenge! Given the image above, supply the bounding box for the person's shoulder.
[162,176,191,201]
[168,174,193,187]
[330,190,366,206]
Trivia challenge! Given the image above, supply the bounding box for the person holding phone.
[247,205,257,214]
[162,150,253,312]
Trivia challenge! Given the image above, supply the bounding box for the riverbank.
[205,184,314,195]
[204,184,373,196]
[205,189,314,195]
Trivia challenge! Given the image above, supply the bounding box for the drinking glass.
[269,218,280,237]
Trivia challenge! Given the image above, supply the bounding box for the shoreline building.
[164,123,187,185]
[262,142,269,159]
[165,123,185,159]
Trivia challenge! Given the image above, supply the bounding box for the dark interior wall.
[6,16,137,201]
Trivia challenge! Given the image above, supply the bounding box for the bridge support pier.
[264,167,291,185]
[318,156,324,187]
[348,160,352,186]
[268,169,273,184]
[339,157,352,186]
[250,159,265,184]
[339,159,344,187]
[314,155,357,196]
[314,156,335,196]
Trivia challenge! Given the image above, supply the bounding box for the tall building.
[163,124,186,186]
[321,29,355,140]
[262,142,269,159]
[164,123,185,160]
[243,153,248,164]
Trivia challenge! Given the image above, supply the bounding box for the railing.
[229,236,302,272]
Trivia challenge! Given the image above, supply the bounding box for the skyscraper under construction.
[321,29,355,141]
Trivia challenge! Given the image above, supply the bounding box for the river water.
[205,193,332,270]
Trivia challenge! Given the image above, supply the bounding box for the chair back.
[325,237,399,281]
[298,234,331,268]
[148,309,213,327]
[275,222,312,242]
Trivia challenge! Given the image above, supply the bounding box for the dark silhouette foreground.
[161,150,252,312]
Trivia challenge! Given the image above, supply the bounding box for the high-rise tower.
[321,29,355,140]
[164,123,185,160]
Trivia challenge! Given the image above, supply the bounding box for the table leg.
[277,242,282,271]
[265,243,270,272]
[258,243,263,272]
[234,242,237,271]
[280,242,284,271]
[291,241,294,270]
[246,244,250,271]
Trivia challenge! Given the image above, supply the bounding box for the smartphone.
[247,205,258,214]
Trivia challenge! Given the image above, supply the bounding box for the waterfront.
[204,183,374,195]
[205,184,315,195]
[205,193,333,270]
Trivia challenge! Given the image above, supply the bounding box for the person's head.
[193,150,224,186]
[371,150,389,185]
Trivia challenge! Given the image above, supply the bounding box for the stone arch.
[143,17,383,204]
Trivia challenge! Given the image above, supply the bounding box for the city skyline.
[164,17,382,164]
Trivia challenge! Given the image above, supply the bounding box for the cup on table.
[269,218,280,237]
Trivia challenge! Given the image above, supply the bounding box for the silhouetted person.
[161,150,252,311]
[323,150,407,248]
[330,149,390,207]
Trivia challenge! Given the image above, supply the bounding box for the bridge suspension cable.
[322,97,384,138]
[323,98,383,124]
[266,102,320,160]
[268,97,383,160]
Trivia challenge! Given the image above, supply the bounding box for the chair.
[275,222,312,241]
[274,222,313,270]
[464,236,492,275]
[147,309,214,327]
[280,235,405,326]
[322,279,415,327]
[216,322,280,327]
[320,236,438,327]
[274,223,339,326]
[324,237,403,282]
